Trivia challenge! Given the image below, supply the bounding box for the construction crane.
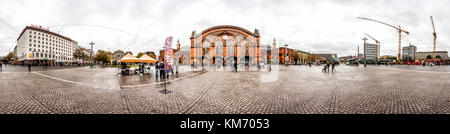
[364,33,380,45]
[358,17,409,63]
[362,37,368,67]
[364,33,380,60]
[430,16,437,59]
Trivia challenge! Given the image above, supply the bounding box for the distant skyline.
[1,0,450,57]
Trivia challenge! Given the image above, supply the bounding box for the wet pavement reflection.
[4,65,203,90]
[1,64,450,114]
[387,65,450,72]
[119,71,199,87]
[0,64,85,72]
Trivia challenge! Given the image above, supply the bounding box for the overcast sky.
[1,0,450,57]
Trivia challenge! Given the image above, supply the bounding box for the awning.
[119,53,140,63]
[139,54,157,63]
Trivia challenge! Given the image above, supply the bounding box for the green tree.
[136,52,145,58]
[95,50,110,65]
[436,55,441,59]
[390,56,397,60]
[73,48,90,62]
[426,55,432,59]
[73,48,83,61]
[148,52,156,59]
[82,53,89,61]
[4,52,14,60]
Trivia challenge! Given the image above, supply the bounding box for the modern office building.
[15,25,78,64]
[402,44,417,61]
[364,43,380,60]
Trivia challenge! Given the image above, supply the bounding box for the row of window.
[28,43,72,54]
[27,30,73,51]
[28,35,71,46]
[30,52,72,61]
[28,39,73,51]
[28,48,72,57]
[29,30,71,43]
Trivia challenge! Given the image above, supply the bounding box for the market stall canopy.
[139,54,157,63]
[119,53,140,63]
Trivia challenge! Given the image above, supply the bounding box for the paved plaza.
[1,64,450,114]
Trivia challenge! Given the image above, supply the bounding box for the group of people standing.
[322,60,336,73]
[306,60,337,72]
[155,61,174,79]
[42,62,49,69]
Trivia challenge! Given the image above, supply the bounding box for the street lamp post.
[89,41,95,67]
[362,37,368,67]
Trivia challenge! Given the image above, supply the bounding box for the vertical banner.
[164,36,173,71]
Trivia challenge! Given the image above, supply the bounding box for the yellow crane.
[358,17,409,63]
[430,16,437,60]
[364,33,380,45]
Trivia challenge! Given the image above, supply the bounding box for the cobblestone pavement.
[1,65,450,114]
[385,64,450,72]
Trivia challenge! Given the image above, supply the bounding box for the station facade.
[189,25,261,68]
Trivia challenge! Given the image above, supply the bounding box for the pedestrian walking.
[234,61,238,72]
[0,62,2,71]
[331,60,336,72]
[155,62,159,78]
[28,63,32,72]
[326,61,330,72]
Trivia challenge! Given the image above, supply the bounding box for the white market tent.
[119,53,140,63]
[139,54,157,63]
